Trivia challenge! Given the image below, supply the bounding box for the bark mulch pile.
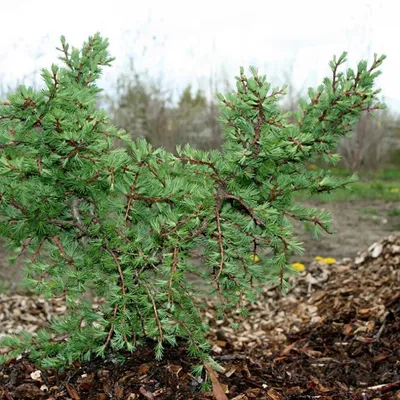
[0,233,399,399]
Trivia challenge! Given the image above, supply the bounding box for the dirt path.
[1,200,399,290]
[294,200,400,264]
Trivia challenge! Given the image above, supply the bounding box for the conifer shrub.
[0,33,385,368]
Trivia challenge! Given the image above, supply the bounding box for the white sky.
[1,0,399,111]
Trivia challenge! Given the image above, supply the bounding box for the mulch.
[0,234,399,399]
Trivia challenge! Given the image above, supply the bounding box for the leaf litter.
[0,233,399,399]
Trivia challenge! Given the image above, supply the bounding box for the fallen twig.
[366,380,400,394]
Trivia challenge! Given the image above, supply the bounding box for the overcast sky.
[1,0,399,112]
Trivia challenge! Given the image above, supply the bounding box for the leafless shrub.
[106,62,222,152]
[338,110,400,172]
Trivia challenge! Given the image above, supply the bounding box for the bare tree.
[339,109,400,171]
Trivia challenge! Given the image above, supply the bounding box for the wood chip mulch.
[0,233,399,399]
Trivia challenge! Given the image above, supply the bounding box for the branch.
[283,210,332,234]
[143,283,163,341]
[213,197,225,282]
[106,245,128,344]
[167,247,179,304]
[225,194,264,225]
[9,199,29,216]
[104,304,118,348]
[51,236,74,263]
[178,156,222,183]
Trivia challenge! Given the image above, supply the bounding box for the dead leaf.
[267,388,284,400]
[65,383,80,400]
[40,384,48,392]
[225,367,236,378]
[138,363,150,379]
[242,363,251,378]
[373,353,389,362]
[152,388,167,397]
[369,242,383,258]
[204,362,228,400]
[114,382,124,399]
[13,384,47,400]
[280,341,297,355]
[231,395,248,400]
[212,344,223,354]
[98,369,110,394]
[139,386,154,399]
[117,371,136,383]
[30,370,42,381]
[220,383,229,393]
[77,373,93,392]
[168,364,182,375]
[354,255,365,264]
[308,376,332,393]
[343,324,352,335]
[366,320,375,333]
[312,291,326,302]
[303,349,323,358]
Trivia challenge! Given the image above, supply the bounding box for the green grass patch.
[360,208,379,215]
[387,208,400,217]
[295,180,400,202]
[0,280,12,294]
[373,168,400,181]
[306,165,400,182]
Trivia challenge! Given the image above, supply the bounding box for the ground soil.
[295,200,400,264]
[0,232,399,399]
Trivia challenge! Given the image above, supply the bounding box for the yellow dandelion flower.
[249,254,260,263]
[322,257,336,265]
[390,188,399,193]
[291,262,305,271]
[314,256,324,261]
